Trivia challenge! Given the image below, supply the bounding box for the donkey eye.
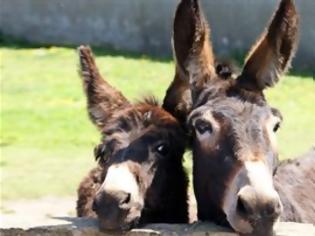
[195,119,213,135]
[273,122,281,132]
[155,143,169,156]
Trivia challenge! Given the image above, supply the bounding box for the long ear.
[238,0,299,91]
[162,67,192,126]
[78,45,130,130]
[173,0,216,94]
[164,0,215,124]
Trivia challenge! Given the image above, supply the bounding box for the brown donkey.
[76,46,189,230]
[163,0,312,235]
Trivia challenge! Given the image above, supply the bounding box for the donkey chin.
[97,209,142,232]
[222,162,282,236]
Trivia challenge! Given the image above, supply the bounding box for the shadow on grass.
[1,33,314,78]
[0,32,172,63]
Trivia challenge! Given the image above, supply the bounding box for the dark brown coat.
[162,0,307,235]
[274,148,315,223]
[76,46,189,230]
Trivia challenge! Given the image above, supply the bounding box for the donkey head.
[166,0,299,235]
[78,46,188,230]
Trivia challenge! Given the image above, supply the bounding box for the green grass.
[266,76,315,159]
[1,45,314,201]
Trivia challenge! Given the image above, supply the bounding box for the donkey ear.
[173,0,216,92]
[78,45,130,130]
[162,67,192,127]
[238,0,299,91]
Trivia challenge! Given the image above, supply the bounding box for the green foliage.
[1,46,314,200]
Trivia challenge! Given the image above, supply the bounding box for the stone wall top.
[1,217,314,236]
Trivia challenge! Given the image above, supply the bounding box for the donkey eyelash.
[273,122,281,132]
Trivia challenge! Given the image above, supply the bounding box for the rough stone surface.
[0,197,77,229]
[1,218,314,236]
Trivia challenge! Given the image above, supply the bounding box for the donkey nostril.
[92,199,98,212]
[237,197,253,216]
[264,202,275,216]
[237,197,246,215]
[120,192,131,205]
[264,199,282,217]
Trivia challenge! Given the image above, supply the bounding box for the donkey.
[163,0,311,235]
[273,148,315,223]
[76,46,189,230]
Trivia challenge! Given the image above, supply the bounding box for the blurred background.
[0,0,314,227]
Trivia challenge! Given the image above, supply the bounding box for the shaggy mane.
[136,96,160,107]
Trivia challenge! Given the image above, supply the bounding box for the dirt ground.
[0,193,197,228]
[0,197,77,228]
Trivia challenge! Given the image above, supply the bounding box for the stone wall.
[1,218,315,236]
[1,0,314,73]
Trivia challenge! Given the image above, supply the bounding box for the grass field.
[1,45,315,201]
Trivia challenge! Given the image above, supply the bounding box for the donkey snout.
[93,190,134,213]
[237,186,282,221]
